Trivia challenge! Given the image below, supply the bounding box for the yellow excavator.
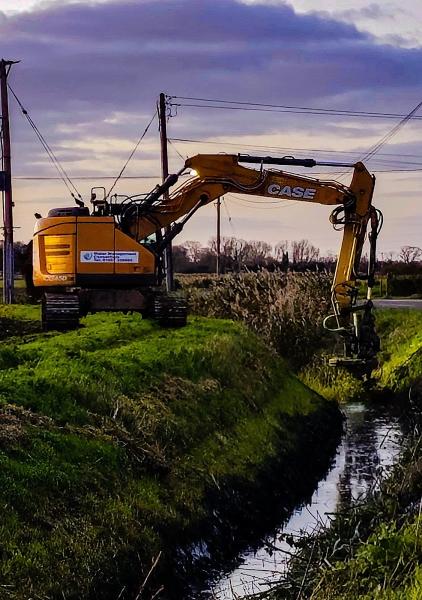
[29,153,382,372]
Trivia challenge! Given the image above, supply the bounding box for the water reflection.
[208,402,403,599]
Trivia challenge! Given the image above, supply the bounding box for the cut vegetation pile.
[0,307,341,599]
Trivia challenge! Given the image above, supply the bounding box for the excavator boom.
[121,153,380,372]
[32,151,381,373]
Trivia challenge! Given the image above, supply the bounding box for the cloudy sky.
[1,0,422,254]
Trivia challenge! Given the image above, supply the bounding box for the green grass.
[0,277,26,289]
[3,304,418,598]
[317,517,422,600]
[0,303,39,320]
[374,309,422,392]
[299,308,422,402]
[0,306,339,599]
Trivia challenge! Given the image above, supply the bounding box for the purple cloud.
[1,0,422,179]
[3,1,421,110]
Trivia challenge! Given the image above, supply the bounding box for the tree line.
[0,239,421,276]
[173,238,422,275]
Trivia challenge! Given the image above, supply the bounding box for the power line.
[167,137,186,161]
[292,168,422,174]
[356,167,422,173]
[169,137,422,162]
[11,166,422,182]
[171,137,422,174]
[105,110,157,199]
[334,97,422,182]
[13,175,162,180]
[170,96,422,120]
[362,99,422,162]
[227,193,298,210]
[289,168,422,175]
[173,102,422,119]
[8,84,83,201]
[228,192,296,205]
[222,197,236,234]
[171,95,422,118]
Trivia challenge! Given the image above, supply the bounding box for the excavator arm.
[116,153,381,373]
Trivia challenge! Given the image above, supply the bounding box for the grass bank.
[300,308,422,403]
[375,309,422,394]
[0,306,341,599]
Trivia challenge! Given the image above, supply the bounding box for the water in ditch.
[206,401,403,599]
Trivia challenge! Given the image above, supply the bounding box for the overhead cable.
[11,166,422,181]
[172,102,422,119]
[222,197,236,234]
[13,175,162,180]
[168,138,186,161]
[105,111,157,200]
[170,96,422,120]
[361,99,422,162]
[334,97,422,182]
[8,84,83,201]
[169,137,422,161]
[227,193,298,209]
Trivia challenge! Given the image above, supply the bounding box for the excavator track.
[42,293,80,331]
[151,293,187,328]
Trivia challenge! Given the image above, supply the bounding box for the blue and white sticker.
[80,251,139,263]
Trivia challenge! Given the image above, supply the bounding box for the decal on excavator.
[80,251,139,263]
[267,184,317,199]
[44,274,72,281]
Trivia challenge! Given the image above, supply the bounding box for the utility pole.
[158,92,174,291]
[0,59,17,304]
[216,197,221,275]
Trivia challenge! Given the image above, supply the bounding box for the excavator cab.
[90,187,107,215]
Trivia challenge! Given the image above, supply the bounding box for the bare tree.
[291,239,320,263]
[380,251,396,263]
[210,237,251,272]
[274,240,289,262]
[244,240,272,266]
[398,245,422,264]
[183,240,204,264]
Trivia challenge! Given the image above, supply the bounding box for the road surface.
[374,299,422,310]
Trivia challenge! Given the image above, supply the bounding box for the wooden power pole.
[216,197,221,275]
[0,59,17,304]
[158,92,174,291]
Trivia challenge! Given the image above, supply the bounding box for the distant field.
[0,277,26,288]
